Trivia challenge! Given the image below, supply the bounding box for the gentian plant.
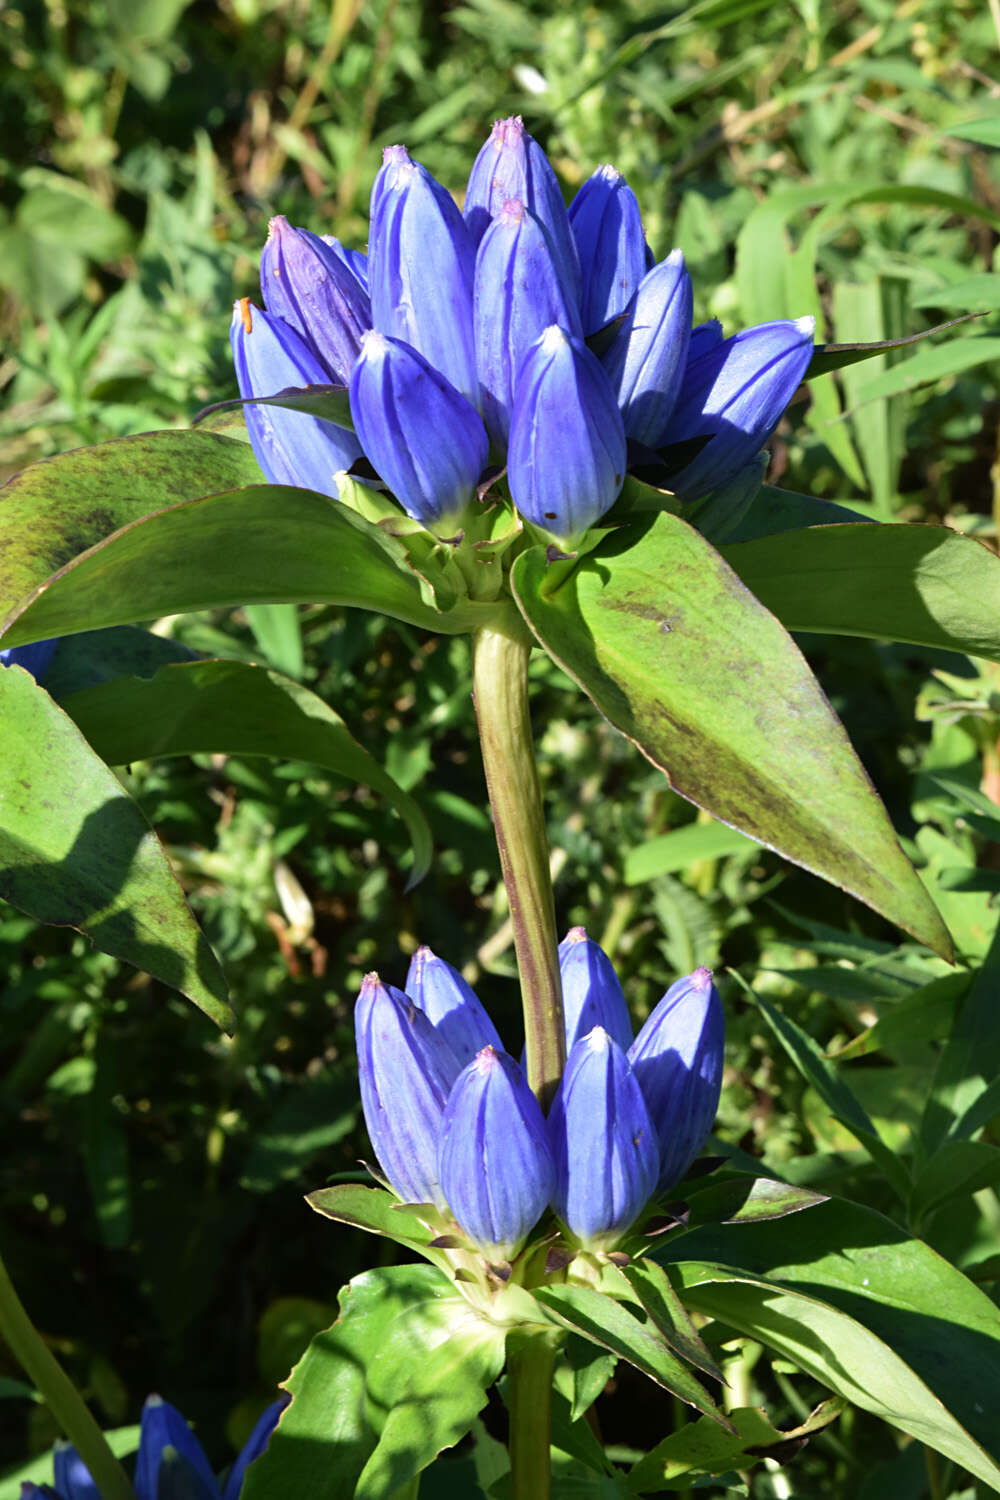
[3,112,1000,1500]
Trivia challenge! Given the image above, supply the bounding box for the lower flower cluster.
[355,929,723,1261]
[23,1394,286,1500]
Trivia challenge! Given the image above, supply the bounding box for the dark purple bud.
[439,1046,555,1260]
[507,324,626,544]
[260,216,371,384]
[464,116,580,301]
[369,145,478,406]
[601,250,693,448]
[354,972,461,1207]
[134,1395,218,1500]
[406,946,503,1067]
[568,165,650,335]
[661,316,814,501]
[558,927,633,1053]
[349,329,489,530]
[473,197,582,447]
[230,300,362,498]
[628,968,724,1191]
[1,640,58,682]
[549,1027,659,1249]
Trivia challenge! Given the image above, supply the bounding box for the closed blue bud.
[260,216,371,384]
[52,1443,98,1500]
[474,197,582,447]
[628,967,724,1192]
[369,145,478,406]
[319,234,369,293]
[439,1046,556,1260]
[549,1027,659,1249]
[508,325,626,544]
[558,927,633,1053]
[350,330,489,531]
[406,946,503,1067]
[134,1397,218,1500]
[688,318,723,361]
[661,316,815,501]
[568,165,650,335]
[464,115,580,302]
[355,972,460,1207]
[601,250,693,448]
[220,1396,288,1500]
[1,639,58,681]
[230,300,362,498]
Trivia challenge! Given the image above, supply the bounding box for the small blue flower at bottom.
[1,640,58,681]
[21,1393,288,1500]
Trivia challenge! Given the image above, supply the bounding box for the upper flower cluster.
[232,116,814,546]
[355,929,723,1259]
[22,1394,286,1500]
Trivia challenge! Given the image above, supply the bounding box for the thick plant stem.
[0,1245,137,1500]
[507,1332,555,1500]
[472,618,565,1104]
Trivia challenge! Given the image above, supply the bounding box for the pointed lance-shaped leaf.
[230,300,362,497]
[464,115,581,302]
[369,144,478,407]
[569,165,651,336]
[661,316,814,502]
[549,1026,660,1249]
[354,972,461,1208]
[439,1046,556,1260]
[349,329,489,531]
[508,324,626,545]
[601,250,693,449]
[134,1396,219,1500]
[405,946,504,1068]
[628,967,724,1192]
[558,926,633,1053]
[474,196,582,447]
[260,216,371,383]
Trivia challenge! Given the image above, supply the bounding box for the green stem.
[0,1244,137,1500]
[507,1333,555,1500]
[472,618,565,1105]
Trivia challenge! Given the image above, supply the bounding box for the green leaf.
[727,485,872,542]
[306,1183,436,1251]
[626,1400,844,1493]
[242,1264,505,1500]
[659,1196,1000,1490]
[683,1174,828,1229]
[612,1260,723,1382]
[244,603,304,679]
[919,922,1000,1157]
[850,338,1000,406]
[828,971,969,1062]
[624,821,759,883]
[806,314,984,378]
[1,483,490,652]
[511,516,951,957]
[744,980,909,1199]
[721,522,1000,663]
[42,627,199,700]
[0,430,262,614]
[532,1284,732,1428]
[912,275,1000,313]
[60,660,433,886]
[941,117,1000,147]
[910,1140,1000,1226]
[193,382,355,432]
[0,667,229,1027]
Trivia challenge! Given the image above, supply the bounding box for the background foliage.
[2,0,1000,1494]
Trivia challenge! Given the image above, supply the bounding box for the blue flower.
[1,639,58,681]
[628,966,725,1192]
[25,1394,287,1500]
[349,329,489,531]
[243,118,812,539]
[404,945,503,1067]
[558,926,633,1053]
[229,299,362,499]
[439,1046,556,1261]
[548,1026,659,1249]
[507,325,627,545]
